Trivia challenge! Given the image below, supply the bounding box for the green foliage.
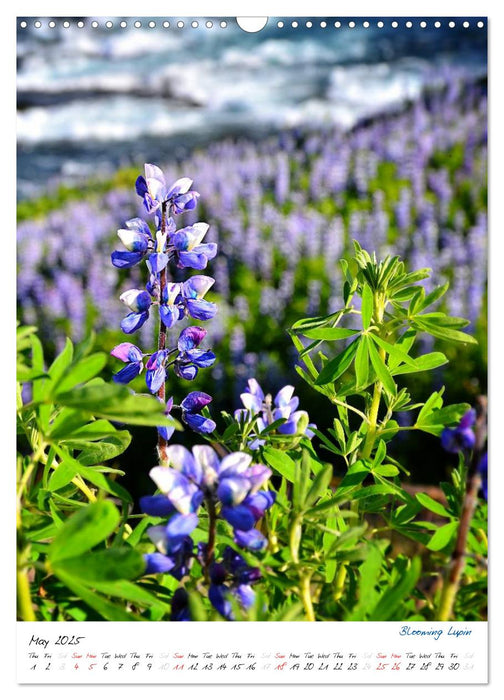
[16,240,487,623]
[283,244,486,621]
[16,327,174,621]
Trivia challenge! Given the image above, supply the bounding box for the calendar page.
[15,10,489,688]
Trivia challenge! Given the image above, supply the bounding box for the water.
[17,17,487,199]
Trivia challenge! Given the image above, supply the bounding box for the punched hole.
[236,17,268,32]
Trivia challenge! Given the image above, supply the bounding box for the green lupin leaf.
[361,284,374,330]
[262,447,296,483]
[369,332,417,368]
[355,336,370,388]
[426,521,459,551]
[367,337,396,395]
[412,318,477,345]
[302,327,360,341]
[315,338,359,386]
[48,501,120,563]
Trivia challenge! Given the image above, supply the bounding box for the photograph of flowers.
[17,16,487,627]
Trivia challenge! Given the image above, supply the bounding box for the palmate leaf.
[46,408,98,440]
[361,283,374,330]
[368,556,421,620]
[416,389,444,424]
[290,311,342,333]
[346,543,384,620]
[262,446,296,483]
[390,352,447,376]
[56,381,180,428]
[315,338,359,386]
[388,268,431,293]
[48,338,74,386]
[331,461,370,502]
[426,521,459,551]
[416,492,452,518]
[91,580,171,616]
[323,514,338,583]
[291,333,336,398]
[373,464,399,477]
[412,318,477,345]
[301,327,360,341]
[55,417,124,441]
[76,432,132,466]
[354,336,369,388]
[49,418,132,466]
[418,282,450,311]
[53,353,108,395]
[51,444,132,502]
[367,337,396,395]
[368,332,417,368]
[293,449,311,510]
[304,462,333,509]
[415,402,470,436]
[48,500,120,563]
[52,548,145,584]
[415,312,470,328]
[55,572,141,621]
[48,461,77,491]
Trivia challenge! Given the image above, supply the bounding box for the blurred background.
[17,17,487,492]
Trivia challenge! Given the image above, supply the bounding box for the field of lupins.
[16,73,487,622]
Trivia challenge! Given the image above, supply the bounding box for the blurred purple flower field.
[18,73,487,409]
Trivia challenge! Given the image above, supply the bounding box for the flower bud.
[120,289,152,312]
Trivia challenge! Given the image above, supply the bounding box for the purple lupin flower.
[478,453,488,501]
[235,378,316,448]
[110,343,144,383]
[174,326,216,381]
[108,164,218,457]
[441,409,477,453]
[140,445,275,563]
[111,217,152,269]
[180,391,216,434]
[208,546,261,620]
[171,223,217,270]
[135,164,199,215]
[181,275,218,321]
[119,288,152,334]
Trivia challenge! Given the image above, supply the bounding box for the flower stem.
[438,471,481,621]
[17,521,35,620]
[289,515,315,620]
[157,202,169,465]
[289,515,302,565]
[300,572,315,621]
[361,377,382,460]
[17,561,35,621]
[71,475,97,503]
[333,561,347,601]
[437,396,487,621]
[360,293,386,461]
[204,496,217,582]
[330,397,370,425]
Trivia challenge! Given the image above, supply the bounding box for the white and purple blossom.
[111,342,144,384]
[171,223,217,270]
[111,217,153,269]
[174,326,216,381]
[208,546,262,620]
[140,445,275,559]
[108,165,219,454]
[441,409,477,453]
[180,391,216,434]
[119,288,152,334]
[235,378,316,448]
[181,275,218,321]
[135,165,199,216]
